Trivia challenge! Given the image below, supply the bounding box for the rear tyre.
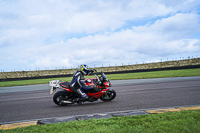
[53,91,70,106]
[100,89,116,102]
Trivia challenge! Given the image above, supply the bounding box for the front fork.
[103,88,112,97]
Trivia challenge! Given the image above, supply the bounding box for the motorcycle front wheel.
[100,89,116,102]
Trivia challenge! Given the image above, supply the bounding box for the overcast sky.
[0,0,200,71]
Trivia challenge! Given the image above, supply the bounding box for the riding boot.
[77,88,88,99]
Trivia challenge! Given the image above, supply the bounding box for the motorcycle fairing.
[87,88,109,98]
[59,77,111,98]
[85,78,96,86]
[60,81,109,99]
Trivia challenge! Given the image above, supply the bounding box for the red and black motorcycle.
[49,70,116,106]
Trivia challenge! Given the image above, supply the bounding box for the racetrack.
[0,76,200,124]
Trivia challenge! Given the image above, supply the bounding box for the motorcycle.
[49,70,116,106]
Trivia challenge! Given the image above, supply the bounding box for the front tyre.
[53,91,69,106]
[100,89,116,102]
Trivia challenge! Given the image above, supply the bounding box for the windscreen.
[102,73,109,81]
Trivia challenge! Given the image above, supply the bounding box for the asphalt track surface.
[0,76,200,124]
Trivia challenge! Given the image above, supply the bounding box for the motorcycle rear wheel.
[100,89,116,102]
[53,91,70,106]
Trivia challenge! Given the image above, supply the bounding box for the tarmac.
[1,104,200,130]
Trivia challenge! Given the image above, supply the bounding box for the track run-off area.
[0,76,200,124]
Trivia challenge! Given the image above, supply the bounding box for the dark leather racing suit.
[70,70,96,98]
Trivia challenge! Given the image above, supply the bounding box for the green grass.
[105,68,200,80]
[0,68,200,87]
[1,110,200,133]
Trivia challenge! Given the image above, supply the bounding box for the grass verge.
[1,110,200,133]
[0,68,200,87]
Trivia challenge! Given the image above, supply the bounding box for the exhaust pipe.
[61,100,72,104]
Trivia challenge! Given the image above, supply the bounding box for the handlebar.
[89,69,97,74]
[94,74,102,85]
[90,69,102,85]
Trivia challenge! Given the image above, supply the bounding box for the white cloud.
[148,13,200,38]
[0,0,200,71]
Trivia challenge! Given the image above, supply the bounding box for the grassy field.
[1,110,200,133]
[0,68,200,87]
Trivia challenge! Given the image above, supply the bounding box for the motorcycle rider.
[70,64,97,101]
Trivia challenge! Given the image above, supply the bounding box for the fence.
[1,56,199,73]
